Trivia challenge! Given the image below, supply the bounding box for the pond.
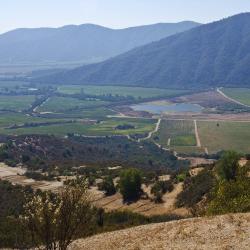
[131,102,203,114]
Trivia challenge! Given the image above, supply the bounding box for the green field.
[57,85,190,99]
[0,95,35,111]
[222,88,250,106]
[198,121,250,153]
[0,80,29,89]
[1,117,156,137]
[37,97,109,113]
[154,120,196,147]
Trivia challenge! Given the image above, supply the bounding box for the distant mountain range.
[40,13,250,89]
[0,21,199,65]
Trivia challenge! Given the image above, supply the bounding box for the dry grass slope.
[70,213,250,250]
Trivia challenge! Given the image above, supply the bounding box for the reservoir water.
[131,102,203,114]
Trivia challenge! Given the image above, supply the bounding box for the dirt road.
[217,87,250,108]
[139,118,161,141]
[194,120,201,147]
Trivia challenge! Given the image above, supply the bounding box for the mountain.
[0,22,200,65]
[42,13,250,89]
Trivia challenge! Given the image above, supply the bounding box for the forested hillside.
[41,13,250,89]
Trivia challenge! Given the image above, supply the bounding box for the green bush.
[119,168,142,202]
[151,180,174,203]
[176,169,215,208]
[98,176,116,196]
[207,166,250,215]
[216,151,241,181]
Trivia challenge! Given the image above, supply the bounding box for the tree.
[119,169,142,202]
[151,180,174,203]
[98,176,116,196]
[216,151,241,181]
[23,178,94,250]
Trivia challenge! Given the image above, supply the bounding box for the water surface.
[131,103,203,114]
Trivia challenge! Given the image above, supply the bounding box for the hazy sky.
[1,0,250,33]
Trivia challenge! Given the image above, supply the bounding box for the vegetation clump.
[119,168,142,202]
[151,180,174,203]
[98,176,116,196]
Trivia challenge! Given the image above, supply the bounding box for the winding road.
[139,118,161,141]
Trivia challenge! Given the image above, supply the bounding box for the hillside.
[0,22,199,65]
[70,213,250,250]
[43,13,250,89]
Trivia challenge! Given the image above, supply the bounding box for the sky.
[1,0,250,33]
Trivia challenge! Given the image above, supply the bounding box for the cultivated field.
[57,85,191,99]
[0,117,156,137]
[0,95,35,111]
[222,88,250,106]
[37,97,109,113]
[198,121,250,153]
[154,120,197,148]
[0,79,249,155]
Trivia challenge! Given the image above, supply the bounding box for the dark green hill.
[41,13,250,89]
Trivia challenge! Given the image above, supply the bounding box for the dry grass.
[0,163,63,191]
[70,213,250,250]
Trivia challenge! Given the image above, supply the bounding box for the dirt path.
[204,147,209,154]
[194,120,201,147]
[217,87,250,108]
[167,138,171,147]
[33,96,50,113]
[162,182,183,212]
[139,118,161,141]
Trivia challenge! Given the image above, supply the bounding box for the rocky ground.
[69,213,250,250]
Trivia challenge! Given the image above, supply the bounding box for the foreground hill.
[44,13,250,89]
[0,22,199,65]
[70,213,250,250]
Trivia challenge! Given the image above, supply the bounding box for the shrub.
[151,180,174,203]
[98,176,116,196]
[216,151,241,181]
[23,178,95,250]
[176,169,215,208]
[207,166,250,215]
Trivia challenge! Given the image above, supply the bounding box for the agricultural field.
[0,80,29,89]
[0,113,48,128]
[197,121,250,153]
[1,117,156,137]
[37,96,109,113]
[222,88,250,106]
[153,120,197,148]
[0,95,35,111]
[57,85,191,99]
[38,107,116,120]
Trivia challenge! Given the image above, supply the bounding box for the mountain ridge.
[41,13,250,89]
[0,21,200,65]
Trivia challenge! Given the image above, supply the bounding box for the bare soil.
[70,213,250,250]
[0,162,63,192]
